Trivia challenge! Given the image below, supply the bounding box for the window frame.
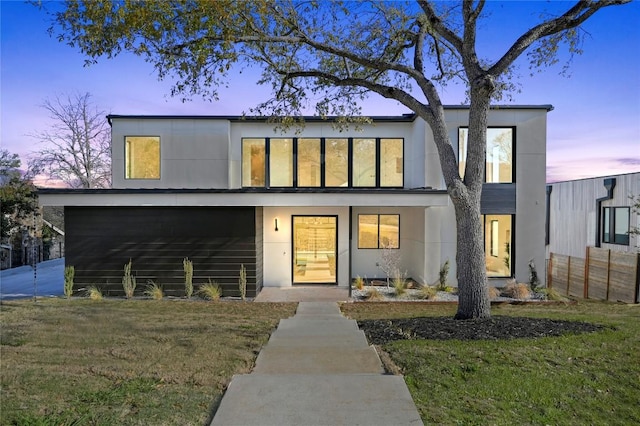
[241,138,267,187]
[458,126,516,183]
[482,214,514,278]
[357,214,400,249]
[602,206,630,245]
[241,137,404,189]
[124,135,161,180]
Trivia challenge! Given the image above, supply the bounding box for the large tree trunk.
[453,200,491,319]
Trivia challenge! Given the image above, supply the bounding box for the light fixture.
[275,218,279,231]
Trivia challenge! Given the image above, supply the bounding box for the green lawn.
[0,299,297,425]
[342,301,640,425]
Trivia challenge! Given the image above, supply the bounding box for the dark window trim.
[458,126,516,184]
[602,206,630,246]
[124,135,161,180]
[357,213,401,250]
[241,137,404,189]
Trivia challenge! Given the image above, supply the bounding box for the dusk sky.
[1,1,639,184]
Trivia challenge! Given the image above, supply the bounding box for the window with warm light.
[459,128,513,183]
[125,136,160,179]
[358,214,400,249]
[483,214,513,277]
[242,138,266,187]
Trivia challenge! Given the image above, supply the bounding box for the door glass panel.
[293,216,337,284]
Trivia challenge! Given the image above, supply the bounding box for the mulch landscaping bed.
[358,316,606,345]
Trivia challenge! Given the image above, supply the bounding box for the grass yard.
[342,301,640,425]
[0,299,297,425]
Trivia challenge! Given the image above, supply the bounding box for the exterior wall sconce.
[274,218,279,231]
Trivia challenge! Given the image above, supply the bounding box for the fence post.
[567,255,572,296]
[605,249,612,302]
[584,247,590,299]
[548,253,554,289]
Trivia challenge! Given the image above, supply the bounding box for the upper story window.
[603,207,630,245]
[459,127,514,183]
[241,137,403,189]
[125,136,160,179]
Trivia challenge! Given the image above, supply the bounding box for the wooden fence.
[548,247,639,303]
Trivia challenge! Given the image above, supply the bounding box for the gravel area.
[351,286,546,303]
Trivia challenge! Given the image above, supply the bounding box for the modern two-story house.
[38,105,550,297]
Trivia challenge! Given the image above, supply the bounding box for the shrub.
[393,275,407,297]
[183,257,194,298]
[63,266,75,298]
[419,284,437,300]
[144,280,163,300]
[353,275,365,290]
[436,260,450,291]
[198,279,221,301]
[540,287,569,302]
[488,286,501,299]
[122,259,136,299]
[502,279,531,299]
[85,285,103,301]
[238,264,247,301]
[529,259,541,292]
[365,287,383,301]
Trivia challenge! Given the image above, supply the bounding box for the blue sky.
[1,0,639,184]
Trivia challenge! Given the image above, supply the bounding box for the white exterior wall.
[547,172,640,259]
[111,118,231,189]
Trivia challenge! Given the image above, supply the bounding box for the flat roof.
[106,105,553,123]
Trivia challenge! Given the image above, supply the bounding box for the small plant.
[419,284,437,300]
[539,287,569,302]
[183,257,194,298]
[85,285,103,301]
[365,287,383,301]
[377,242,401,289]
[393,274,407,297]
[488,286,501,299]
[144,280,163,300]
[238,264,247,301]
[502,279,531,299]
[63,265,75,298]
[353,275,365,290]
[122,259,137,299]
[528,259,541,292]
[198,279,221,301]
[436,260,450,291]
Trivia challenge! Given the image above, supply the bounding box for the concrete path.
[211,302,423,426]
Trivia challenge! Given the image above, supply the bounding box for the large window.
[603,207,630,245]
[241,137,403,188]
[297,138,321,187]
[269,138,293,187]
[459,128,514,183]
[325,138,349,187]
[483,214,513,277]
[352,138,376,187]
[125,136,160,179]
[358,214,400,249]
[242,139,266,187]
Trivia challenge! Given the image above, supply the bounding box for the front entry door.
[292,216,337,284]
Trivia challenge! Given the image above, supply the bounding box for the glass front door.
[293,216,337,284]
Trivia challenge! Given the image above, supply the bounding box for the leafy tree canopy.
[0,150,37,241]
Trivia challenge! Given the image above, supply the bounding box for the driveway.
[0,258,65,300]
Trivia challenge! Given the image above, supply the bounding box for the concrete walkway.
[211,302,423,426]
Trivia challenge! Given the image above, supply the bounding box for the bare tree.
[29,92,110,188]
[46,0,630,318]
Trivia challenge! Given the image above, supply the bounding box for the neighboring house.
[546,172,640,259]
[38,105,550,297]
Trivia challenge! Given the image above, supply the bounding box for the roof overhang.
[37,188,450,208]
